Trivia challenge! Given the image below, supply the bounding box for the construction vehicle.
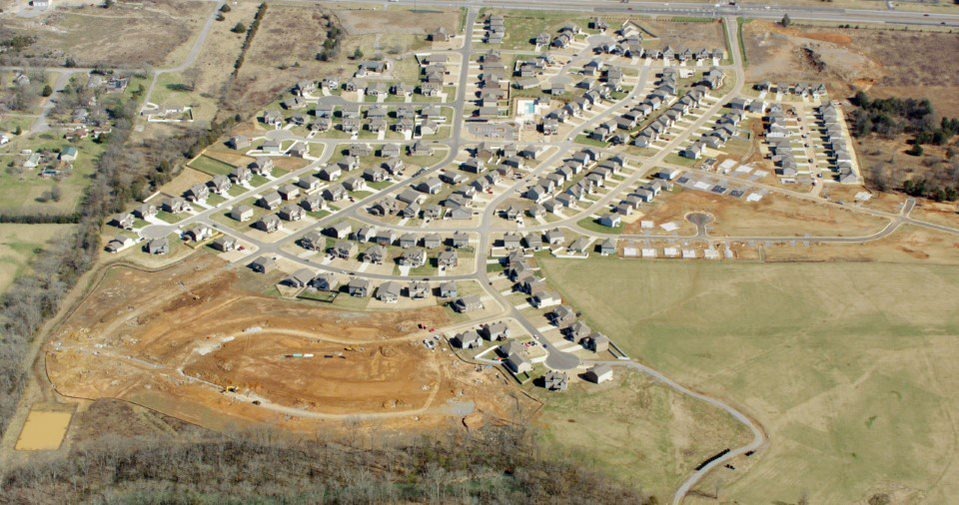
[226,385,238,393]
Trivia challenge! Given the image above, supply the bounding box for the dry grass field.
[537,370,752,502]
[762,224,959,264]
[1,0,211,67]
[539,255,959,504]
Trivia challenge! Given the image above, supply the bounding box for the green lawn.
[574,135,609,148]
[577,217,623,235]
[189,155,236,177]
[155,210,185,224]
[538,257,959,504]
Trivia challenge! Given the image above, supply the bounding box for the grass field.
[0,224,74,294]
[538,256,959,504]
[537,370,751,502]
[188,155,236,177]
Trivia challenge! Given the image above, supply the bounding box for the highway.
[305,0,959,28]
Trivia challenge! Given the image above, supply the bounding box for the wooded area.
[2,427,655,504]
[850,91,959,201]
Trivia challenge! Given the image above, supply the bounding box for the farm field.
[0,224,74,294]
[538,257,959,504]
[537,370,752,502]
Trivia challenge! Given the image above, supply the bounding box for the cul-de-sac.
[1,1,959,503]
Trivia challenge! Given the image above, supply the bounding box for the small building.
[376,281,402,303]
[452,330,482,349]
[584,364,614,384]
[254,214,281,233]
[285,268,315,289]
[408,280,430,299]
[231,205,254,222]
[438,281,458,299]
[250,256,277,273]
[212,236,238,252]
[310,273,340,292]
[506,353,532,374]
[482,322,510,341]
[144,237,169,255]
[453,295,484,313]
[347,278,372,298]
[581,333,611,353]
[543,370,568,392]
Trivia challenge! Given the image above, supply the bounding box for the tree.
[14,125,22,135]
[908,143,924,156]
[219,3,231,11]
[781,13,792,28]
[352,47,364,60]
[41,84,53,97]
[103,0,113,7]
[231,22,247,33]
[50,184,62,202]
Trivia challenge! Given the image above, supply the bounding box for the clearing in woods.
[538,257,959,504]
[14,410,73,451]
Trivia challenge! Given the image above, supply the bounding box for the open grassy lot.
[188,154,236,177]
[538,256,959,504]
[537,370,751,502]
[0,224,74,293]
[492,10,596,50]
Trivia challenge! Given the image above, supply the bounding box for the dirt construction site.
[44,254,531,434]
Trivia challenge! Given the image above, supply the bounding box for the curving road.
[595,359,766,505]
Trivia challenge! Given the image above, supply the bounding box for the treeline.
[0,213,80,224]
[1,427,654,505]
[316,14,344,62]
[231,2,267,78]
[849,91,959,146]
